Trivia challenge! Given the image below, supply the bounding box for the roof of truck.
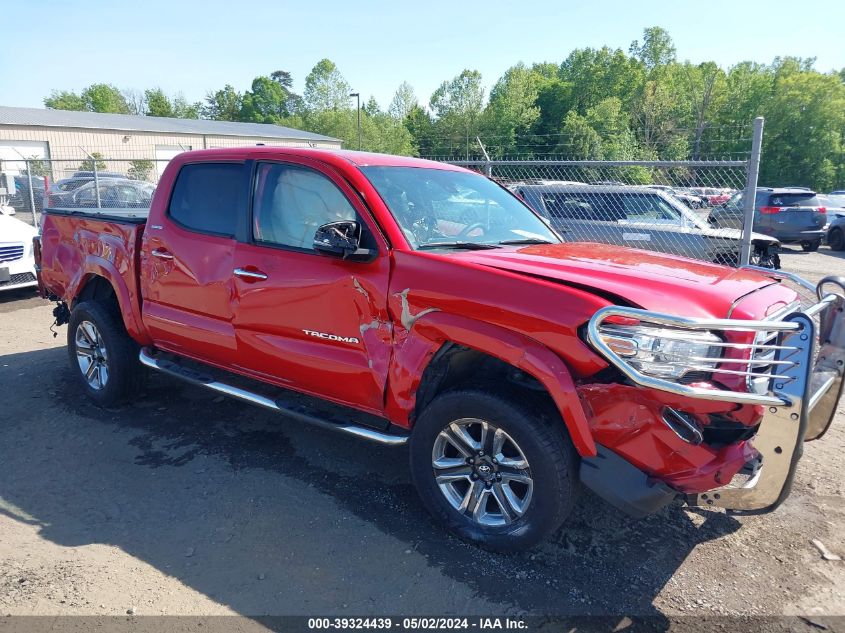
[175,147,468,171]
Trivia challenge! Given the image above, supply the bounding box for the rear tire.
[801,240,821,252]
[829,229,845,251]
[67,300,144,406]
[409,389,578,552]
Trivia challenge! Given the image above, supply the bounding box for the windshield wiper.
[418,241,502,250]
[497,238,556,245]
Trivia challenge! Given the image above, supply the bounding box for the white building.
[0,106,341,181]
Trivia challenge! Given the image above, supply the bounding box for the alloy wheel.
[75,320,109,390]
[431,418,533,527]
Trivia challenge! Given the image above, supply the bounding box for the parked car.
[819,193,845,215]
[0,211,37,292]
[36,147,844,551]
[708,187,828,251]
[688,187,732,207]
[70,170,129,179]
[512,183,780,268]
[7,175,47,213]
[644,184,704,209]
[827,215,845,251]
[49,171,129,196]
[48,178,155,209]
[824,194,845,251]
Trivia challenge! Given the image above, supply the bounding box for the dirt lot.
[0,246,843,620]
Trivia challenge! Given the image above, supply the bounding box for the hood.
[0,213,37,242]
[451,242,778,318]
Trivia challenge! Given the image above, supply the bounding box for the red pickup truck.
[35,148,845,551]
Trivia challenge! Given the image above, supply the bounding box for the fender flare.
[385,311,597,457]
[69,255,148,344]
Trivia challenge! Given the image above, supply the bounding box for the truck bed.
[39,208,150,344]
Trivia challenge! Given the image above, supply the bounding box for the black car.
[7,175,46,213]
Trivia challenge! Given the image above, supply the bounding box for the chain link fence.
[1,120,766,269]
[428,158,768,267]
[0,157,171,228]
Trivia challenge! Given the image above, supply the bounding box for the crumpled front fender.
[385,310,597,457]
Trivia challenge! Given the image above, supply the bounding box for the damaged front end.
[584,270,845,515]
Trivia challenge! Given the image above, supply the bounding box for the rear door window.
[168,163,245,237]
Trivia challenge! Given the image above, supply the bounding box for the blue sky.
[4,0,844,112]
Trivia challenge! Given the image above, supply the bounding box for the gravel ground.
[0,247,843,621]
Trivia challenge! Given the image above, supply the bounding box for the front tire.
[67,300,143,406]
[801,240,821,252]
[409,389,578,552]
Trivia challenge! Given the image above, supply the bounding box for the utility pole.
[349,92,361,151]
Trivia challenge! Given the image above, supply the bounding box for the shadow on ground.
[0,346,742,617]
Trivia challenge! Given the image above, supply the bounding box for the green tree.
[202,85,243,121]
[22,156,51,178]
[403,105,436,156]
[675,62,727,158]
[429,69,486,158]
[128,159,154,181]
[629,26,676,72]
[271,70,294,89]
[530,76,573,155]
[363,96,380,117]
[45,84,130,114]
[240,76,291,123]
[145,88,176,117]
[761,66,845,189]
[388,82,418,120]
[81,84,131,113]
[559,47,644,114]
[558,111,602,159]
[483,63,541,157]
[172,95,200,119]
[122,89,147,115]
[303,59,352,112]
[44,90,87,111]
[78,152,107,172]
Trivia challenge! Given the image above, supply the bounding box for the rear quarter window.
[168,163,245,237]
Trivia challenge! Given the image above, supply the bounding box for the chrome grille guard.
[586,272,845,513]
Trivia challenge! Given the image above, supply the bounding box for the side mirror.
[313,220,375,261]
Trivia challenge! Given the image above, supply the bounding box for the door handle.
[233,268,268,281]
[151,248,174,260]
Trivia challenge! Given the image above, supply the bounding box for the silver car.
[513,184,780,268]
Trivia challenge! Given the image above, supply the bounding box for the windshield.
[361,166,560,249]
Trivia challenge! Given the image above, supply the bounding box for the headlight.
[596,323,723,380]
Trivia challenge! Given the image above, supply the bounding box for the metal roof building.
[0,106,341,181]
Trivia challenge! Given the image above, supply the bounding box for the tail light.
[760,206,781,214]
[818,207,827,214]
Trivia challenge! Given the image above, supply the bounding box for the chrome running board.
[139,347,408,446]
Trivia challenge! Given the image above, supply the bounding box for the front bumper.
[0,252,37,292]
[587,270,845,514]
